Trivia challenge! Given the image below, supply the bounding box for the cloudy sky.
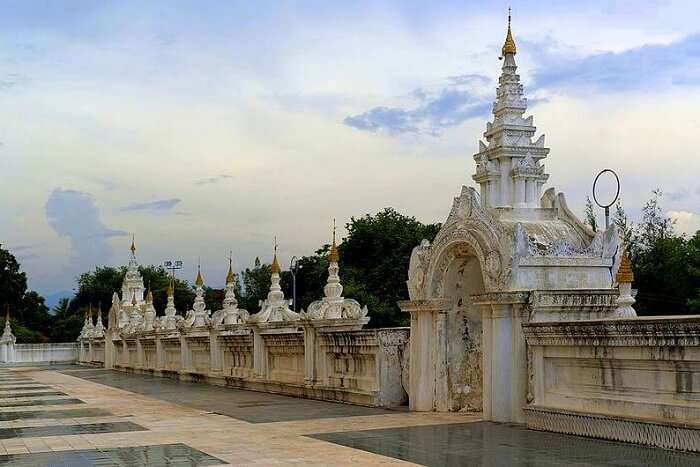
[1,0,700,298]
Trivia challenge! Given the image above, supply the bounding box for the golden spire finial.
[131,292,138,306]
[226,251,235,284]
[502,7,516,56]
[130,234,136,255]
[5,305,9,322]
[195,258,204,287]
[616,250,634,284]
[167,278,174,297]
[88,303,92,319]
[329,219,340,263]
[146,287,153,304]
[271,237,281,274]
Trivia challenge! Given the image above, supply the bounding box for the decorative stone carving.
[613,250,637,318]
[0,310,15,345]
[187,266,211,328]
[159,282,182,331]
[142,290,157,331]
[407,239,432,300]
[302,232,369,321]
[248,248,300,323]
[93,309,105,338]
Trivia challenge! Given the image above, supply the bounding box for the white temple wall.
[82,326,409,408]
[6,343,78,364]
[523,317,700,451]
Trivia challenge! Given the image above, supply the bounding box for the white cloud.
[668,211,700,236]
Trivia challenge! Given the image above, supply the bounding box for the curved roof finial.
[271,237,281,274]
[502,7,516,56]
[226,250,235,284]
[329,219,339,263]
[195,257,204,287]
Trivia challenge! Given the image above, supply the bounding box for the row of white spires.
[79,233,368,338]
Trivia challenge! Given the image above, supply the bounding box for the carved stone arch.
[426,225,506,299]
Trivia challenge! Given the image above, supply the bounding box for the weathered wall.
[81,325,409,408]
[523,317,700,451]
[2,343,78,364]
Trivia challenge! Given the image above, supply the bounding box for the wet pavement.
[0,421,146,440]
[311,421,700,466]
[56,367,392,423]
[0,408,111,422]
[0,443,224,466]
[0,391,66,398]
[1,364,699,466]
[0,398,84,408]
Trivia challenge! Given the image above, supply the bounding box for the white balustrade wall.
[0,342,78,364]
[80,323,410,408]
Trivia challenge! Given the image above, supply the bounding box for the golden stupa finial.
[271,237,281,274]
[131,292,138,306]
[329,219,340,263]
[146,285,153,304]
[226,251,236,284]
[130,234,136,255]
[502,7,516,56]
[195,258,205,287]
[167,278,174,297]
[88,303,92,319]
[5,304,9,322]
[616,249,634,284]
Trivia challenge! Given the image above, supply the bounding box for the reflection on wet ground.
[0,398,84,408]
[0,391,66,398]
[311,421,700,467]
[0,421,147,440]
[56,367,392,423]
[0,408,110,421]
[0,443,225,466]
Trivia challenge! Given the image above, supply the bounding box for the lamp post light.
[289,256,301,312]
[163,260,183,286]
[592,169,620,230]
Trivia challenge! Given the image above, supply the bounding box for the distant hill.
[44,290,74,312]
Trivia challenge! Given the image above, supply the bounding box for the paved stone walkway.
[0,364,699,466]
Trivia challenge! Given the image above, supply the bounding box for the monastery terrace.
[1,15,700,466]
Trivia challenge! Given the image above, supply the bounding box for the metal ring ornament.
[592,169,620,209]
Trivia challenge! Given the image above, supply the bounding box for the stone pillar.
[514,177,526,207]
[303,325,319,385]
[180,335,191,372]
[252,326,267,379]
[104,333,115,369]
[398,299,453,412]
[473,292,529,424]
[136,338,144,368]
[122,340,129,367]
[155,335,163,370]
[210,329,223,374]
[527,180,538,207]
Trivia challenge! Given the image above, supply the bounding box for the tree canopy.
[0,245,51,342]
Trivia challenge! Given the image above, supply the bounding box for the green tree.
[53,265,196,340]
[238,257,271,312]
[625,189,696,315]
[339,208,440,328]
[584,196,598,232]
[0,245,51,342]
[612,199,633,245]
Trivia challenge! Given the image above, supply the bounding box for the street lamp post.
[163,260,183,286]
[289,256,301,312]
